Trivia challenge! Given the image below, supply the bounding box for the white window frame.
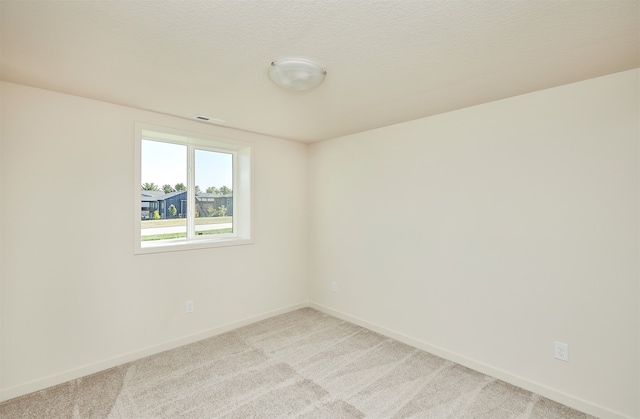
[134,123,253,254]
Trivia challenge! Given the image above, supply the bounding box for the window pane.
[141,140,187,241]
[194,149,233,238]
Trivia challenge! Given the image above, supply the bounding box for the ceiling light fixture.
[268,58,327,92]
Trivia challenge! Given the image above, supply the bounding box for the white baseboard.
[309,302,630,419]
[0,301,309,403]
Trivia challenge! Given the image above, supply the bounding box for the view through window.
[141,140,234,242]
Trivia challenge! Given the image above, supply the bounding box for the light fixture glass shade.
[268,58,326,91]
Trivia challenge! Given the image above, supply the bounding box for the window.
[135,124,252,254]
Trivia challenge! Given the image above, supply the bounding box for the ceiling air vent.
[194,115,225,124]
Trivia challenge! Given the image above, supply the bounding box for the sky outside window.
[141,140,233,189]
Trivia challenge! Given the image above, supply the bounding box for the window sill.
[135,237,254,255]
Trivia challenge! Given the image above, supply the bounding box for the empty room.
[0,1,638,418]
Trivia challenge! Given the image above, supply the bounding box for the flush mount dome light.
[268,58,327,91]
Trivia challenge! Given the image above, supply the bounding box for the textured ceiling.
[1,1,638,143]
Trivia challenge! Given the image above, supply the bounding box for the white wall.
[0,82,4,400]
[309,69,639,418]
[0,82,309,399]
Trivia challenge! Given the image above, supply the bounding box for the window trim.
[134,123,253,254]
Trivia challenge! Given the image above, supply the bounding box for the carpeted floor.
[0,308,595,418]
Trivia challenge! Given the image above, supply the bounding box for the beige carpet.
[0,308,594,418]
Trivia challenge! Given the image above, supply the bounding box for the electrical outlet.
[331,281,337,292]
[185,300,194,314]
[554,341,568,361]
